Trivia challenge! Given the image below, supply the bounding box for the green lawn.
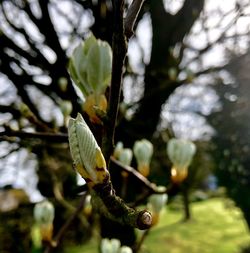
[66,198,250,253]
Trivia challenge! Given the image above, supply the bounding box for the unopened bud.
[147,187,168,226]
[68,34,112,97]
[60,100,72,117]
[100,238,121,253]
[167,138,196,183]
[120,246,133,253]
[68,113,109,186]
[113,142,124,159]
[33,200,55,242]
[118,148,133,167]
[83,195,92,216]
[133,139,153,177]
[34,200,55,225]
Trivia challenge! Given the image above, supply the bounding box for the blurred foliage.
[209,52,250,229]
[65,198,250,253]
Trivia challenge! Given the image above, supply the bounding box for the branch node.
[137,210,152,230]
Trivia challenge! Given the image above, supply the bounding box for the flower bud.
[118,148,133,167]
[120,246,133,253]
[147,186,168,226]
[60,100,72,118]
[68,113,109,186]
[34,200,55,225]
[148,189,168,214]
[33,200,55,242]
[133,139,153,177]
[83,195,92,216]
[167,138,196,183]
[58,77,68,92]
[113,142,124,159]
[101,238,112,253]
[110,238,121,253]
[100,238,121,253]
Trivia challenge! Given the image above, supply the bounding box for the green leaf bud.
[100,238,121,253]
[58,77,68,92]
[33,200,55,225]
[120,246,133,253]
[113,142,124,159]
[101,238,112,253]
[133,139,153,177]
[118,148,133,166]
[68,34,112,97]
[68,113,109,185]
[167,138,196,170]
[148,191,168,214]
[60,100,72,117]
[110,238,121,253]
[168,67,177,81]
[167,138,196,183]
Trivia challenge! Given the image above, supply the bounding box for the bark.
[117,0,205,145]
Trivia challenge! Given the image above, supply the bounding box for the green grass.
[65,198,250,253]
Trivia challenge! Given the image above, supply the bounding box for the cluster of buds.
[101,238,132,253]
[147,186,168,226]
[68,113,109,187]
[133,139,153,177]
[68,34,112,123]
[167,138,196,183]
[33,200,55,243]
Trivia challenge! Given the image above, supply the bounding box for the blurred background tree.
[209,51,250,229]
[0,0,250,252]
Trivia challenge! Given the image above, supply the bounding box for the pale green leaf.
[86,40,112,93]
[83,34,97,54]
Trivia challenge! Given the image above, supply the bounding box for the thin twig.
[102,0,145,164]
[134,229,150,253]
[124,0,145,38]
[102,0,127,163]
[110,157,176,196]
[44,194,87,253]
[111,157,161,192]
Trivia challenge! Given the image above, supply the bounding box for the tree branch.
[110,157,162,193]
[0,4,51,69]
[124,0,145,38]
[102,0,127,163]
[102,0,145,163]
[0,129,68,143]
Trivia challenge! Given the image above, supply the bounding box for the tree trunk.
[117,0,204,145]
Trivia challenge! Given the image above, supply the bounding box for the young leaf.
[86,40,112,93]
